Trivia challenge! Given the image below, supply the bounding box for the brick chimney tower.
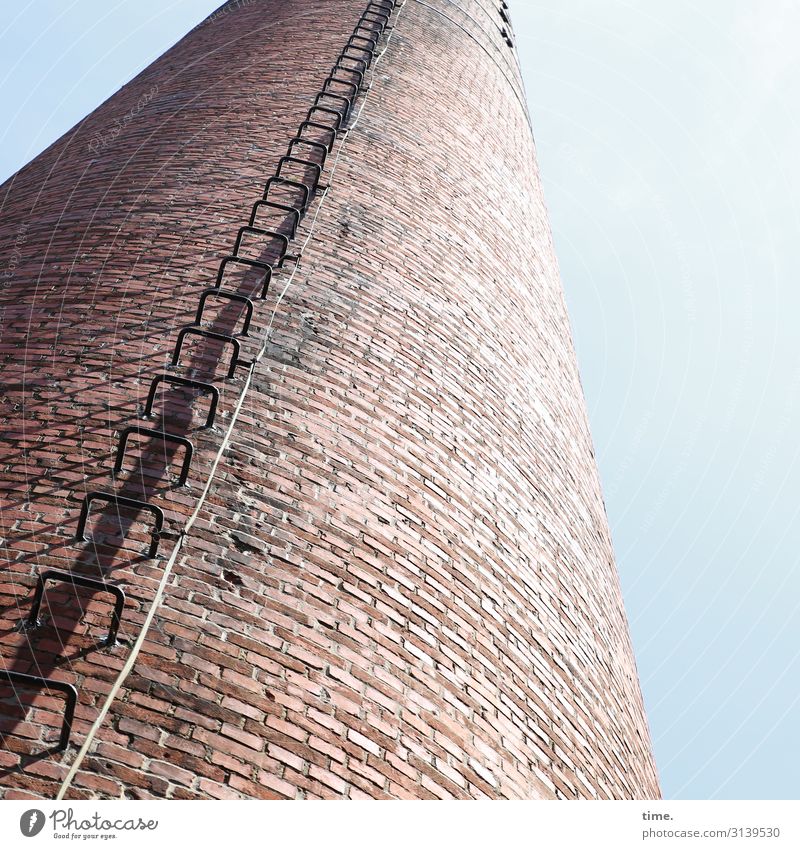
[0,0,660,799]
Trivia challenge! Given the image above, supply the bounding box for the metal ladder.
[0,0,398,755]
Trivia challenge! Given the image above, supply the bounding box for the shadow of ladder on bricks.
[0,0,398,772]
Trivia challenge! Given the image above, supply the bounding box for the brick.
[148,760,196,787]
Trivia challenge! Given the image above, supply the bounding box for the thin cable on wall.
[52,0,406,799]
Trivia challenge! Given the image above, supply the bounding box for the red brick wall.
[0,0,660,799]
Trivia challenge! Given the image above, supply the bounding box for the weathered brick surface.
[0,0,660,799]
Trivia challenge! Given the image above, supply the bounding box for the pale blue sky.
[1,1,797,800]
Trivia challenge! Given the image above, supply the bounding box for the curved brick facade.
[0,0,660,799]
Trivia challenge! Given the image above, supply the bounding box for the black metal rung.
[195,287,255,336]
[313,93,351,124]
[342,29,378,50]
[357,15,386,35]
[341,44,375,68]
[351,23,380,42]
[297,120,337,152]
[336,53,369,75]
[144,374,220,429]
[233,225,289,261]
[306,105,344,131]
[287,138,329,173]
[172,326,242,380]
[24,569,125,647]
[324,75,360,99]
[276,155,323,193]
[362,7,390,21]
[0,670,77,751]
[249,199,301,238]
[115,425,194,487]
[77,492,165,559]
[349,32,379,51]
[263,176,311,215]
[330,64,365,89]
[322,78,359,110]
[216,255,273,299]
[361,8,390,23]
